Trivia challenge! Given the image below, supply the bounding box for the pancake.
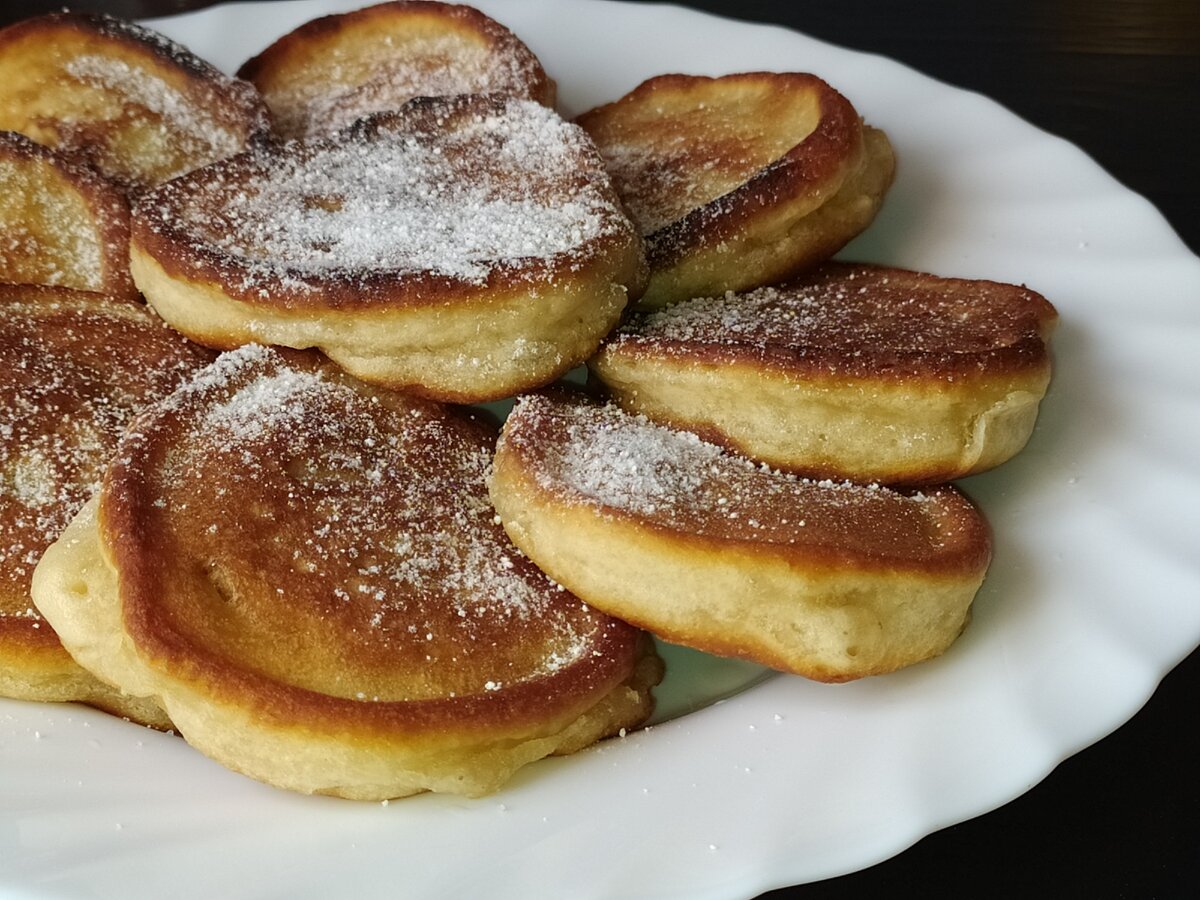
[239,0,556,139]
[0,285,214,724]
[0,130,135,301]
[489,391,991,682]
[577,72,895,308]
[0,12,270,192]
[31,345,661,799]
[590,263,1058,484]
[129,94,646,403]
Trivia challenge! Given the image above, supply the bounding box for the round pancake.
[239,0,556,139]
[489,391,992,682]
[0,131,136,300]
[577,72,895,308]
[32,345,660,799]
[590,263,1058,484]
[0,285,214,724]
[0,12,270,192]
[129,94,646,403]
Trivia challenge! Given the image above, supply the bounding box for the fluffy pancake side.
[490,392,991,682]
[590,263,1058,484]
[33,346,660,799]
[0,285,214,725]
[130,95,646,402]
[0,12,270,192]
[239,0,556,138]
[0,131,136,300]
[577,73,895,308]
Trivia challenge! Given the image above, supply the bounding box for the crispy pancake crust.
[590,263,1058,484]
[130,95,646,402]
[490,392,991,682]
[239,0,556,139]
[0,285,213,725]
[33,347,659,799]
[577,73,895,307]
[0,131,136,300]
[0,12,270,192]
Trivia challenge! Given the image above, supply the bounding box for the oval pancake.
[0,285,214,725]
[590,263,1058,484]
[489,391,991,683]
[0,12,270,192]
[0,131,135,300]
[577,72,895,308]
[239,0,556,139]
[130,94,646,403]
[32,345,660,800]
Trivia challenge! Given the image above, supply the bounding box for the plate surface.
[3,1,1200,897]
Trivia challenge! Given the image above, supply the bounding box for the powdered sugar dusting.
[64,55,244,164]
[131,347,602,698]
[142,97,629,295]
[0,157,102,290]
[0,296,213,615]
[291,32,545,137]
[502,393,951,557]
[580,85,801,238]
[623,284,827,345]
[202,363,325,443]
[36,14,267,189]
[608,264,1050,372]
[556,406,725,513]
[594,138,757,236]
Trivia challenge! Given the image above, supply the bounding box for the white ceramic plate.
[3,1,1199,897]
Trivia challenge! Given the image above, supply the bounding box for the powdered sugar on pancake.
[65,55,245,163]
[593,138,762,236]
[122,346,602,698]
[140,97,631,295]
[18,13,267,190]
[243,0,552,139]
[609,264,1052,367]
[0,150,102,286]
[501,393,952,558]
[0,294,211,618]
[296,32,546,137]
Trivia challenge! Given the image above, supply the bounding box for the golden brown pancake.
[0,12,270,192]
[0,285,214,724]
[0,130,135,301]
[490,391,991,682]
[239,0,556,139]
[129,94,646,403]
[32,345,661,799]
[590,263,1058,484]
[577,72,895,308]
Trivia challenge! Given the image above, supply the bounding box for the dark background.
[2,1,1196,897]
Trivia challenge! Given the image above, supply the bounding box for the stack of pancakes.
[0,1,1056,800]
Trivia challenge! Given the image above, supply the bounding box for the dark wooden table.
[2,1,1196,897]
